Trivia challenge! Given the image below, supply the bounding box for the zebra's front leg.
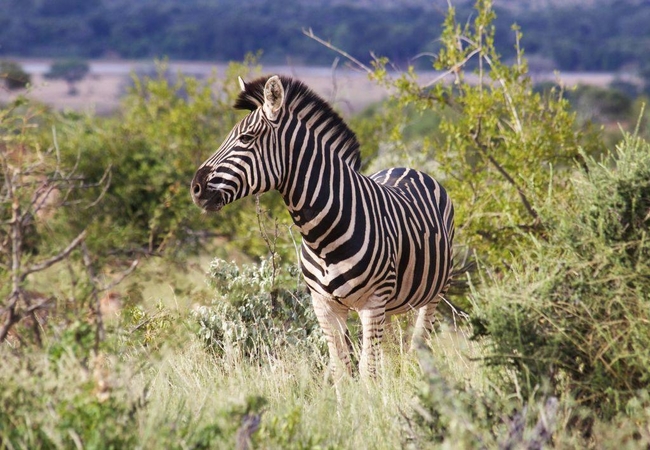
[358,305,386,379]
[411,298,441,349]
[311,293,352,380]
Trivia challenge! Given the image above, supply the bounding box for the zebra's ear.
[238,76,246,92]
[263,75,284,120]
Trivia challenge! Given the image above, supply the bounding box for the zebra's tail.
[448,259,476,292]
[440,257,476,321]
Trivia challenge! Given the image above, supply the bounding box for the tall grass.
[3,259,649,448]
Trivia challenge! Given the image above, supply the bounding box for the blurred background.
[1,0,648,115]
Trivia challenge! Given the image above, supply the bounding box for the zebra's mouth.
[198,191,225,213]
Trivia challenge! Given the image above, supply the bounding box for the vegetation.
[44,59,90,95]
[1,0,650,76]
[2,0,650,447]
[195,258,324,360]
[366,2,600,264]
[0,60,30,90]
[474,132,650,417]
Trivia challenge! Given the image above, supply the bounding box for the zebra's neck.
[280,131,365,254]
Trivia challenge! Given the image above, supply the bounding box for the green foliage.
[44,58,90,94]
[194,258,324,361]
[373,0,597,263]
[0,352,140,449]
[0,60,30,90]
[45,58,89,83]
[407,346,561,449]
[50,57,295,260]
[474,133,650,417]
[0,99,105,346]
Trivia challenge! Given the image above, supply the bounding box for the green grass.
[129,320,485,449]
[0,289,484,449]
[4,257,650,449]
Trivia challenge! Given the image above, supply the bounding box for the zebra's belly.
[301,242,448,314]
[301,252,385,307]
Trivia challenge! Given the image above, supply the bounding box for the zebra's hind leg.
[411,298,442,350]
[358,306,386,379]
[311,293,352,381]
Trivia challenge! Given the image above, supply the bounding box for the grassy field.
[1,255,484,449]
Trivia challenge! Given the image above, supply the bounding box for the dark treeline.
[1,0,649,72]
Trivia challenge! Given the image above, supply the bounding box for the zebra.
[191,75,455,378]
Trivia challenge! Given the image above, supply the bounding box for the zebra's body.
[191,75,455,378]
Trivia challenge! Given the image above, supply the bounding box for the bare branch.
[99,259,139,293]
[422,47,482,88]
[30,180,59,217]
[0,293,20,342]
[302,28,374,75]
[255,195,278,293]
[81,241,103,352]
[86,165,112,209]
[471,122,539,221]
[23,229,87,277]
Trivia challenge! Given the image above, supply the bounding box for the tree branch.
[471,121,539,221]
[302,28,374,75]
[0,293,20,343]
[23,229,87,277]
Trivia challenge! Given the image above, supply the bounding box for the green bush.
[49,58,291,260]
[475,133,650,417]
[194,258,325,360]
[0,352,141,449]
[44,58,90,95]
[370,0,599,265]
[406,346,561,449]
[0,60,30,90]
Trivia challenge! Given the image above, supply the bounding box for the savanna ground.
[2,1,650,448]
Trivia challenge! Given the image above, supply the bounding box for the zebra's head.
[191,74,361,213]
[191,75,286,212]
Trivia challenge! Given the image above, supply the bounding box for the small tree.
[44,59,90,95]
[0,61,31,90]
[0,99,134,348]
[307,0,599,264]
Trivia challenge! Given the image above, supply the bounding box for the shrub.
[44,58,90,95]
[407,346,559,449]
[0,60,30,90]
[52,57,297,262]
[367,0,598,265]
[0,99,107,345]
[0,351,141,449]
[194,258,324,361]
[475,132,650,417]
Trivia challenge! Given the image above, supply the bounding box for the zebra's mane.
[234,75,362,171]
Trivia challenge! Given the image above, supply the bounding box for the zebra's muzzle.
[192,188,225,212]
[191,168,226,212]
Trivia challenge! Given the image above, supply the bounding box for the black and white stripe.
[191,75,455,378]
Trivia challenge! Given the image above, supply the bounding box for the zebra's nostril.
[192,183,201,197]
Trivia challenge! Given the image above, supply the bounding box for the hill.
[0,0,648,73]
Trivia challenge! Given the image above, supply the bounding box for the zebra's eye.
[240,134,255,144]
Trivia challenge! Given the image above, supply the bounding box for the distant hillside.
[0,0,648,73]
